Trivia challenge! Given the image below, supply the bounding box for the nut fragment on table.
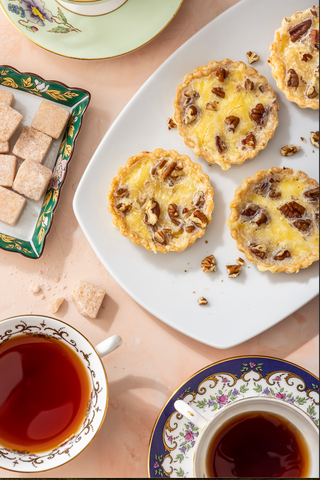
[246,51,259,64]
[226,264,242,278]
[198,297,208,305]
[167,117,177,130]
[280,145,301,156]
[49,297,64,314]
[236,257,245,266]
[310,131,319,147]
[201,254,217,274]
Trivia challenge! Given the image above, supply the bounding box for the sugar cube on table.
[0,155,17,187]
[72,281,106,319]
[0,90,14,106]
[0,140,9,154]
[13,160,52,201]
[49,297,65,314]
[0,185,26,226]
[13,126,52,163]
[0,103,23,141]
[32,100,70,140]
[30,284,41,294]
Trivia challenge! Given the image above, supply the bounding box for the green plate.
[0,0,184,60]
[0,66,90,258]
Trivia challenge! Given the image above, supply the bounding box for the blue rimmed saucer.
[148,356,319,478]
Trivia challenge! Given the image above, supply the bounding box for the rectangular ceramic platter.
[74,0,319,348]
[0,67,90,258]
[0,85,70,240]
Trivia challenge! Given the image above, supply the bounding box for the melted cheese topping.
[277,8,319,102]
[115,154,210,252]
[235,177,319,263]
[179,63,277,169]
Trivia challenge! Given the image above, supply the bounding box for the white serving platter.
[74,0,319,349]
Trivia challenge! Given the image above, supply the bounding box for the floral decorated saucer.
[0,0,184,60]
[0,66,90,258]
[148,356,319,478]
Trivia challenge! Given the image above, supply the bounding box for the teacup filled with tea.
[175,396,319,478]
[0,315,122,472]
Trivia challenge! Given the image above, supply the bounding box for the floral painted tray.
[0,66,90,258]
[148,356,319,478]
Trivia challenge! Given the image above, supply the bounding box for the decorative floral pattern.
[0,66,90,258]
[0,234,33,255]
[20,0,52,26]
[5,0,81,34]
[0,317,106,471]
[48,154,67,190]
[8,3,25,17]
[149,357,319,478]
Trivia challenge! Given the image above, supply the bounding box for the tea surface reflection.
[0,335,91,452]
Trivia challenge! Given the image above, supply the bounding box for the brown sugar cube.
[72,281,106,319]
[30,284,41,294]
[0,140,9,154]
[13,160,52,201]
[0,90,14,106]
[0,186,26,226]
[49,297,65,314]
[31,100,70,140]
[13,126,52,163]
[0,103,23,141]
[0,155,17,187]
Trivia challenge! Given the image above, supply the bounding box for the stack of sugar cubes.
[0,89,70,226]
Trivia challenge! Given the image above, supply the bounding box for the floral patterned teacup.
[0,314,122,473]
[175,396,319,478]
[55,0,127,17]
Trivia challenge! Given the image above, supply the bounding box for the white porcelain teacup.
[175,396,319,478]
[56,0,127,17]
[0,314,122,473]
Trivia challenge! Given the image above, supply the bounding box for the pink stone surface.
[0,0,318,477]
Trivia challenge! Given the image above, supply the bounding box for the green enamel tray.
[0,66,90,258]
[0,0,184,60]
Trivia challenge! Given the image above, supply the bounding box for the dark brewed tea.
[206,411,310,478]
[0,334,91,452]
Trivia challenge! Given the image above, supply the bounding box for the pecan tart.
[269,6,319,109]
[108,149,214,253]
[173,59,279,171]
[227,167,319,273]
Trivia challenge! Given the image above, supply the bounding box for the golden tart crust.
[227,167,319,273]
[108,149,214,253]
[269,6,319,109]
[173,59,279,171]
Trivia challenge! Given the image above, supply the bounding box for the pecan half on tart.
[173,59,279,171]
[227,167,319,273]
[108,149,214,253]
[268,6,319,109]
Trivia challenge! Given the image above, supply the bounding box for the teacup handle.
[95,334,122,357]
[174,400,208,430]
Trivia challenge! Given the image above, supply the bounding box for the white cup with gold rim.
[55,0,127,17]
[0,314,122,473]
[174,396,319,478]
